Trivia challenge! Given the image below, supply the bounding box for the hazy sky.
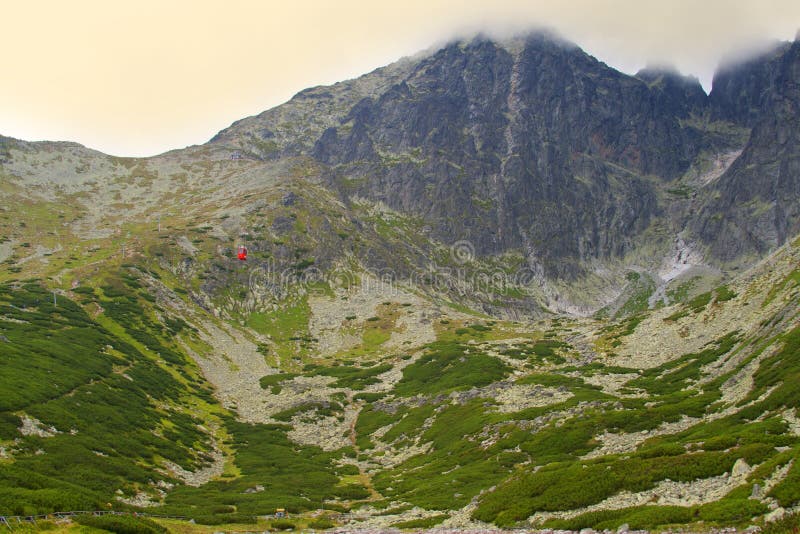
[1,0,798,157]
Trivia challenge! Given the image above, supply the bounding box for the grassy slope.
[1,239,798,529]
[0,278,216,515]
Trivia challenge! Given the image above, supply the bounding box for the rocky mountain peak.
[308,32,707,278]
[694,37,800,261]
[198,30,800,281]
[635,65,707,117]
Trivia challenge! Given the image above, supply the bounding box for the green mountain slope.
[1,231,798,529]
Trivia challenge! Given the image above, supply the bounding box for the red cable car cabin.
[237,245,247,261]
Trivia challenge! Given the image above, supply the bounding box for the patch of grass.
[381,404,437,444]
[362,328,391,348]
[394,342,511,397]
[308,517,336,529]
[762,268,800,307]
[738,325,800,414]
[666,276,699,304]
[616,273,656,317]
[373,400,524,510]
[627,332,740,396]
[156,419,343,518]
[598,314,646,349]
[270,519,296,530]
[353,404,396,449]
[259,373,298,394]
[310,363,392,390]
[714,285,737,302]
[698,497,768,523]
[474,444,772,526]
[332,483,370,500]
[544,506,695,531]
[500,339,568,365]
[664,290,713,321]
[272,401,343,422]
[74,514,167,534]
[666,185,694,198]
[769,454,800,508]
[762,511,800,534]
[246,297,311,362]
[391,514,449,528]
[0,279,219,516]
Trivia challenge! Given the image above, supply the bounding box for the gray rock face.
[635,68,707,119]
[695,40,800,261]
[312,33,704,278]
[710,41,793,126]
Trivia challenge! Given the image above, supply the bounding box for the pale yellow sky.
[1,0,798,157]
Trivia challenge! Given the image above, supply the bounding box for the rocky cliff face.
[635,67,708,118]
[709,41,793,126]
[308,34,710,278]
[695,40,800,262]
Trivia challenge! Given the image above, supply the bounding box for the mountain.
[209,32,800,288]
[1,30,800,532]
[219,33,708,281]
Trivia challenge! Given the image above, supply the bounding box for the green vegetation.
[0,280,216,516]
[272,401,344,422]
[394,341,511,396]
[545,506,696,531]
[391,514,449,528]
[763,267,800,307]
[666,184,694,198]
[259,373,298,394]
[308,517,336,529]
[598,314,646,348]
[666,276,699,304]
[544,498,767,530]
[353,404,396,449]
[771,457,800,508]
[665,290,713,321]
[474,444,772,526]
[156,419,343,520]
[762,511,800,534]
[270,519,296,530]
[2,155,799,533]
[310,363,392,390]
[500,339,568,365]
[627,331,740,396]
[715,284,737,302]
[372,399,528,510]
[74,514,167,534]
[616,272,656,317]
[246,297,311,362]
